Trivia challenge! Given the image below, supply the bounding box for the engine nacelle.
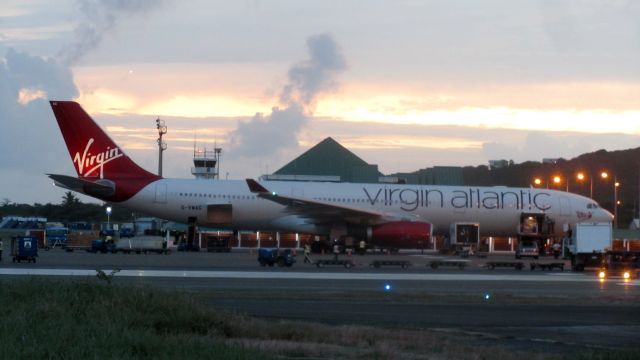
[369,221,432,249]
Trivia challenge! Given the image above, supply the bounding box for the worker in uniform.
[359,240,366,255]
[303,243,312,263]
[552,242,561,259]
[333,239,340,261]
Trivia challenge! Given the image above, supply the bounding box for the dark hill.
[462,147,640,227]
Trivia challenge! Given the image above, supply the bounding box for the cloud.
[0,48,79,202]
[229,33,347,158]
[59,0,167,65]
[280,33,348,108]
[0,1,169,204]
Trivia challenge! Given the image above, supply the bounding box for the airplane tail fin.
[49,101,161,202]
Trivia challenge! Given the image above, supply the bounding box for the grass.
[0,278,269,359]
[0,277,638,359]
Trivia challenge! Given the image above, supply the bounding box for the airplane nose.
[599,208,614,222]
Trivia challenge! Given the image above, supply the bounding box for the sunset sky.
[1,0,639,204]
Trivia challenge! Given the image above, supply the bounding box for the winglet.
[246,179,269,193]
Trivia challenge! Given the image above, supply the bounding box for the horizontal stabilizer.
[47,174,116,197]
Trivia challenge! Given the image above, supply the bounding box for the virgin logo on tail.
[73,138,124,178]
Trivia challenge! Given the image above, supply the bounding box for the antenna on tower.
[156,117,167,176]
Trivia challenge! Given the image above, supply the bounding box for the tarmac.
[1,248,639,354]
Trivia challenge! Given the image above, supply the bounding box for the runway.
[0,267,631,283]
[1,250,639,353]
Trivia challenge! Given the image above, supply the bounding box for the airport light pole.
[533,177,544,188]
[552,175,567,191]
[106,206,112,229]
[596,171,619,228]
[156,118,167,176]
[614,177,620,229]
[576,171,610,199]
[576,173,591,198]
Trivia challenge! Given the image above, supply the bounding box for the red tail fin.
[50,101,161,202]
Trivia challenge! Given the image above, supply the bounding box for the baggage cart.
[12,236,38,263]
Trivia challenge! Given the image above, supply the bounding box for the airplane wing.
[48,174,115,197]
[246,179,416,224]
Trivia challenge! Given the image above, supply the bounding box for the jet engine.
[368,221,432,249]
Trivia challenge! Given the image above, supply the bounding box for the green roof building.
[266,137,463,185]
[270,137,382,183]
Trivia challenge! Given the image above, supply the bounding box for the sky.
[1,0,639,205]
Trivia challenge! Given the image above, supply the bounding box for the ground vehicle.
[515,240,539,259]
[90,239,115,253]
[12,236,38,263]
[45,227,68,248]
[596,251,640,279]
[119,228,135,238]
[114,237,169,254]
[566,222,612,271]
[206,235,231,252]
[91,237,169,254]
[449,223,479,254]
[258,248,296,267]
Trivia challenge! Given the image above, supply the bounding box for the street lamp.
[106,206,112,229]
[593,171,618,228]
[576,172,590,198]
[614,177,620,229]
[552,175,568,192]
[575,171,610,199]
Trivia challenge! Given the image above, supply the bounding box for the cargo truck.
[566,222,612,271]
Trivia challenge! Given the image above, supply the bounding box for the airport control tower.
[191,146,222,179]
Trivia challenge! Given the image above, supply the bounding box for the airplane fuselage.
[123,178,611,238]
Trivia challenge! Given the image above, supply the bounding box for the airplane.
[48,101,614,249]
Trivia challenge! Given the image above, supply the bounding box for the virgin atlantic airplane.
[48,101,613,248]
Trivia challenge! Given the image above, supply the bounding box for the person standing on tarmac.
[552,242,561,259]
[303,243,312,263]
[333,240,340,261]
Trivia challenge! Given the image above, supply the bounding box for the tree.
[62,192,79,206]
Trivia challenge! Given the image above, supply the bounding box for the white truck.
[566,222,612,271]
[113,236,170,254]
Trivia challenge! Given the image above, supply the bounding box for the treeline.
[0,192,134,224]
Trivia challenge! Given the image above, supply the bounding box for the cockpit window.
[587,203,599,209]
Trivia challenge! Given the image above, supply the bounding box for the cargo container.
[11,236,38,263]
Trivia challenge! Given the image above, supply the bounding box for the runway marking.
[0,268,606,282]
